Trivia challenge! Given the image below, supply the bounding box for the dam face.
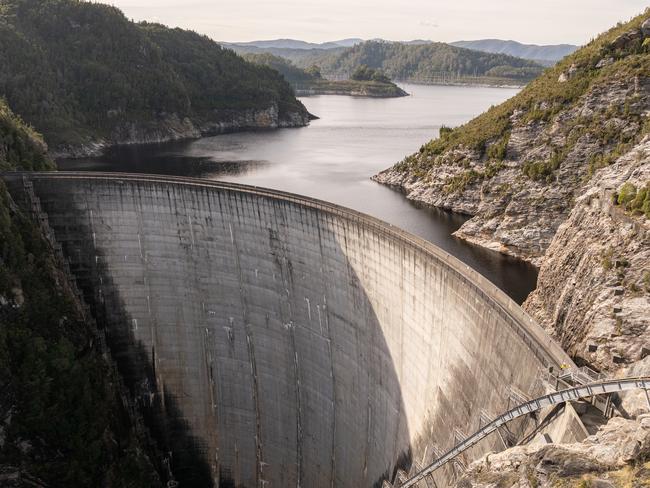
[5,173,569,487]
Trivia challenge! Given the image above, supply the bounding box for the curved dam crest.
[4,173,571,487]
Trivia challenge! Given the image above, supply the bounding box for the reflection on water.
[59,83,538,304]
[66,143,268,177]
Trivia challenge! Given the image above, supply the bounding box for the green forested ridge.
[394,12,650,183]
[350,65,391,83]
[0,98,53,171]
[0,0,308,149]
[262,40,545,84]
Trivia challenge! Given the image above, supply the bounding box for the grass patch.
[522,149,564,181]
[601,247,614,270]
[614,181,650,218]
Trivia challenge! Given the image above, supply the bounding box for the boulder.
[455,416,650,487]
[642,18,650,37]
[611,29,643,50]
[558,63,578,83]
[596,57,614,69]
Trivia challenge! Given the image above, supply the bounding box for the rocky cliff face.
[463,141,650,485]
[51,103,312,159]
[524,139,649,373]
[374,15,650,266]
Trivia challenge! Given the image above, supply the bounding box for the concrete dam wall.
[5,173,571,487]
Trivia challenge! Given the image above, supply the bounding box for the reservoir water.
[59,83,538,303]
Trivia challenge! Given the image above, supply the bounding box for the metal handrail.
[398,377,650,488]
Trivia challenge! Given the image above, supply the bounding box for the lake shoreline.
[50,105,314,160]
[58,83,536,303]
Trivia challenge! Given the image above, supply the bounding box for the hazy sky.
[105,0,648,45]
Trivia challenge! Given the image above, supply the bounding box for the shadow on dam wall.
[77,194,411,488]
[90,255,215,486]
[4,173,571,488]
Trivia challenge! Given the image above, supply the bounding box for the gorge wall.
[4,173,570,487]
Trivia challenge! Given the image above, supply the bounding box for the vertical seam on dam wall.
[229,190,264,487]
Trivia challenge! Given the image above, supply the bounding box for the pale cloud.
[105,0,649,45]
[419,20,439,28]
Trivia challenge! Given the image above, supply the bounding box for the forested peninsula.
[0,0,312,157]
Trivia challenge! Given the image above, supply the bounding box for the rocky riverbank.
[373,72,649,266]
[373,14,650,374]
[50,104,313,159]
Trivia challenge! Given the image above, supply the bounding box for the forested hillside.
[0,98,52,171]
[0,0,310,155]
[0,100,166,486]
[313,40,544,83]
[227,40,545,85]
[226,44,350,72]
[450,39,578,65]
[243,53,320,84]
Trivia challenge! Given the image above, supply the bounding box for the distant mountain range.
[449,39,578,65]
[225,38,578,66]
[224,38,364,50]
[226,39,545,86]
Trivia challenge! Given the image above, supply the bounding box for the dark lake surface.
[59,83,538,304]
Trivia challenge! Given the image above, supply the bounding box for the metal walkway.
[391,376,650,488]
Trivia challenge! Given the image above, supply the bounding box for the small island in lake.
[244,53,409,97]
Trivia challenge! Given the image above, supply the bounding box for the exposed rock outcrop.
[376,17,650,485]
[455,415,650,488]
[524,139,650,372]
[51,104,312,159]
[374,71,649,266]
